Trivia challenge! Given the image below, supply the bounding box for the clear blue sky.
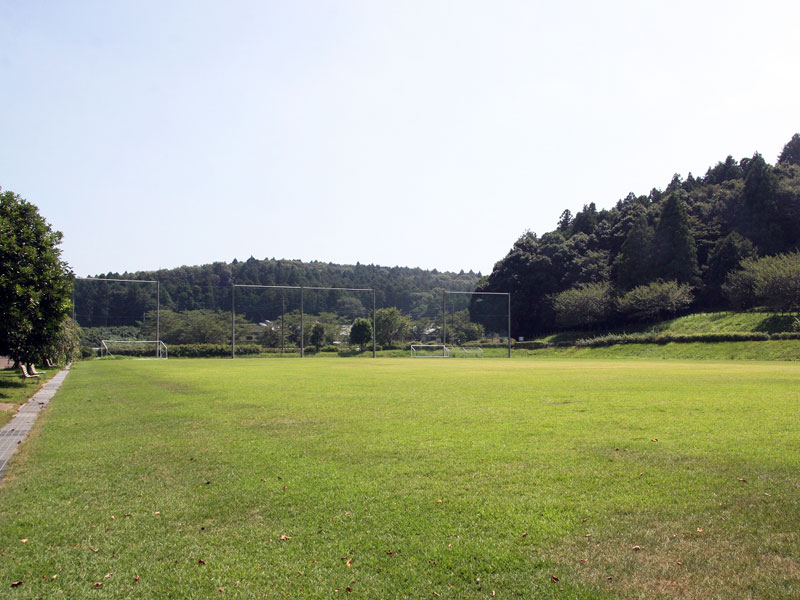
[2,1,799,277]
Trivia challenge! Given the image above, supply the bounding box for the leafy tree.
[444,310,484,344]
[349,318,373,350]
[652,193,700,285]
[552,282,613,329]
[0,190,73,366]
[374,307,410,347]
[310,322,326,351]
[616,280,694,322]
[723,252,800,312]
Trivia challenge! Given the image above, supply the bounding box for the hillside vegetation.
[479,134,800,337]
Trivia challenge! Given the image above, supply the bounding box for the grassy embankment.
[1,358,798,598]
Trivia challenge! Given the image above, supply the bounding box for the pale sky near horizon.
[2,1,799,278]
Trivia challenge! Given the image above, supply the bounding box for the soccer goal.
[100,340,168,359]
[411,344,450,358]
[453,346,484,357]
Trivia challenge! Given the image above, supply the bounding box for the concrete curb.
[0,364,71,482]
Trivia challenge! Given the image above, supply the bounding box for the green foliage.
[552,282,613,328]
[310,322,325,350]
[480,134,800,335]
[444,309,484,344]
[0,190,73,365]
[140,309,237,344]
[349,317,373,350]
[616,280,694,322]
[778,133,800,166]
[724,252,800,312]
[652,193,699,285]
[374,307,410,347]
[43,316,82,363]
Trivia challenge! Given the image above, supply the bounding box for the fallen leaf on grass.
[632,546,641,551]
[90,547,99,553]
[385,550,394,556]
[104,573,113,579]
[606,576,613,581]
[93,582,103,588]
[677,561,684,566]
[51,575,58,580]
[344,558,353,568]
[19,539,28,543]
[198,559,206,565]
[551,575,559,582]
[134,575,140,583]
[11,581,23,588]
[696,528,704,533]
[153,512,161,516]
[434,499,442,504]
[521,532,528,538]
[492,591,496,597]
[279,535,292,541]
[345,587,352,593]
[738,478,747,483]
[651,438,658,442]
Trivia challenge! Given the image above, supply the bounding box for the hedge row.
[574,332,798,348]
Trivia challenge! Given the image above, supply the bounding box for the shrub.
[552,282,613,328]
[616,280,694,322]
[724,252,800,312]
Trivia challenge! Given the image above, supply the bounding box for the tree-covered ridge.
[479,134,800,336]
[74,257,482,328]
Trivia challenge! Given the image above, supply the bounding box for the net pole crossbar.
[443,291,509,296]
[77,277,158,283]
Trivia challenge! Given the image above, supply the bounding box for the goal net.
[100,340,168,359]
[411,344,450,358]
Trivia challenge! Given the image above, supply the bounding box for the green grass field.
[0,367,58,428]
[1,358,799,598]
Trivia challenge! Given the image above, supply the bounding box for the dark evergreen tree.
[703,232,756,307]
[612,204,654,290]
[652,193,700,285]
[778,133,800,166]
[740,153,783,254]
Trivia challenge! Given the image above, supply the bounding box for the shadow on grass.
[753,314,797,333]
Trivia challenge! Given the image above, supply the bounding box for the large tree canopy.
[0,190,73,365]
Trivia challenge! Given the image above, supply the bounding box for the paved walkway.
[0,365,71,482]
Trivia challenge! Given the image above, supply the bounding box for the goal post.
[411,344,450,358]
[100,339,168,359]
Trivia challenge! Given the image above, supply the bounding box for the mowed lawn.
[1,359,799,599]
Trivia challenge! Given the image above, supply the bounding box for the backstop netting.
[232,285,303,357]
[446,291,511,357]
[73,277,161,358]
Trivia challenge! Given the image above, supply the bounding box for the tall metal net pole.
[300,287,304,358]
[372,289,376,358]
[281,292,285,355]
[441,291,446,348]
[507,293,512,358]
[231,283,235,359]
[156,281,160,358]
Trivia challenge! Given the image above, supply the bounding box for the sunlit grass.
[1,358,798,598]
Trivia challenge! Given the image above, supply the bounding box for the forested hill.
[74,258,481,327]
[479,134,800,337]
